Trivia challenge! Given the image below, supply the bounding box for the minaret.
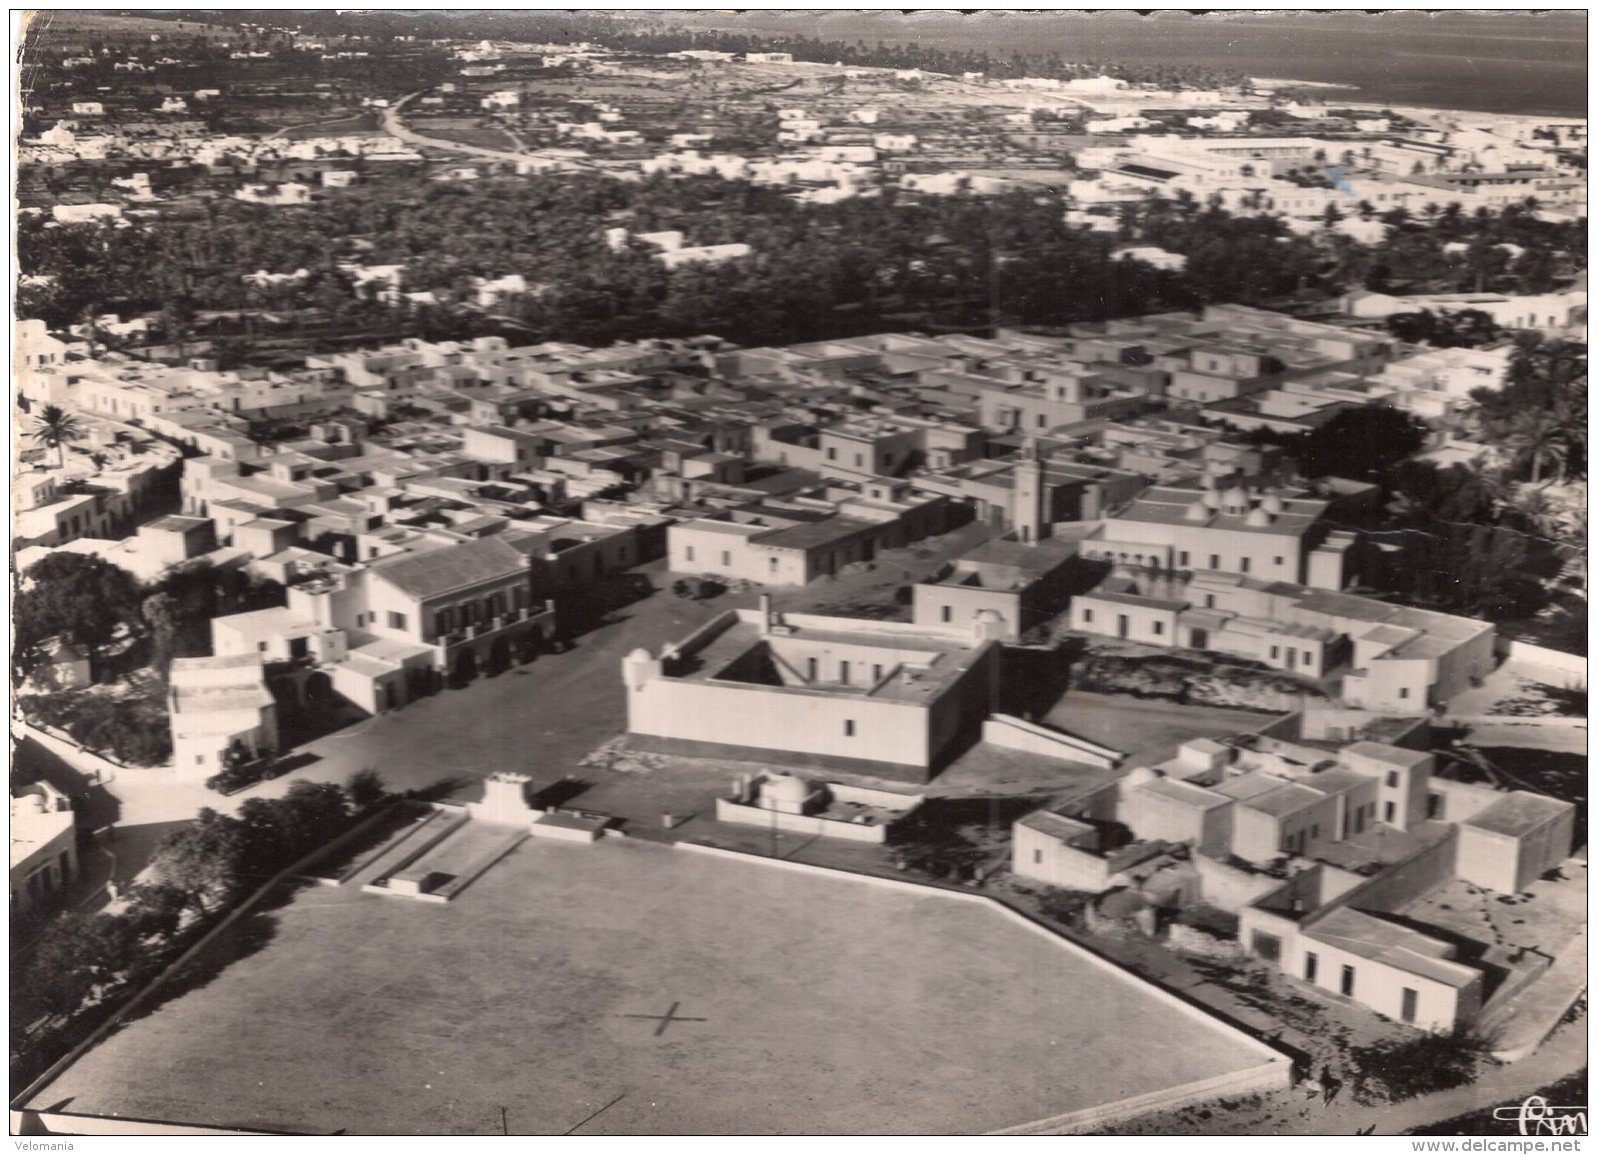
[1011,435,1046,544]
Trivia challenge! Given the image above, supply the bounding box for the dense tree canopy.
[14,553,143,663]
[1384,308,1500,349]
[18,171,1402,350]
[1245,406,1429,484]
[1472,336,1587,484]
[25,912,141,1016]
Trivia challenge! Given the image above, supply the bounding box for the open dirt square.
[28,838,1282,1134]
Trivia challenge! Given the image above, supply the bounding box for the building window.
[872,664,883,682]
[1384,801,1396,823]
[769,556,779,572]
[1386,771,1399,788]
[1401,987,1418,1024]
[1304,952,1318,984]
[1209,554,1220,569]
[1250,931,1282,962]
[1301,652,1313,669]
[1204,595,1215,608]
[806,658,818,681]
[387,611,407,630]
[720,551,731,567]
[1310,824,1319,840]
[1153,621,1164,636]
[1036,413,1047,428]
[685,545,695,562]
[1270,645,1279,659]
[941,605,953,623]
[1427,793,1443,819]
[826,447,837,461]
[1273,556,1284,567]
[839,661,850,685]
[1033,849,1043,865]
[1340,965,1355,996]
[1240,557,1251,574]
[1178,551,1190,567]
[1082,608,1094,623]
[1399,687,1410,700]
[843,719,855,737]
[258,641,267,652]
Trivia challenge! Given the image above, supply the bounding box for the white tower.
[1011,436,1047,544]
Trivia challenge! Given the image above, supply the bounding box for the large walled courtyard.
[25,839,1284,1135]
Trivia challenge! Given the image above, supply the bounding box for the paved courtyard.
[27,839,1280,1135]
[247,566,762,804]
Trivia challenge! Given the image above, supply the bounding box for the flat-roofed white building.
[168,652,281,776]
[11,781,78,916]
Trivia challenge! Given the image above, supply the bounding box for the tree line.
[14,172,1367,350]
[17,771,386,1051]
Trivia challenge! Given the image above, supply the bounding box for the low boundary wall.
[1495,639,1587,687]
[676,841,1291,1133]
[981,713,1122,768]
[13,1110,289,1137]
[14,720,144,782]
[715,797,891,843]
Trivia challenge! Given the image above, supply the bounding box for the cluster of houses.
[1068,131,1584,238]
[21,300,1540,772]
[14,296,1579,1040]
[1011,707,1575,1032]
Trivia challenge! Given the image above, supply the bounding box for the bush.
[19,689,171,766]
[1350,1028,1493,1105]
[346,767,387,811]
[125,881,189,940]
[1037,887,1095,925]
[24,912,140,1017]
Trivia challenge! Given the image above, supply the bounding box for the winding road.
[378,91,609,174]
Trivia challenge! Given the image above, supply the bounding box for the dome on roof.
[626,647,652,662]
[1260,493,1285,514]
[974,608,1004,623]
[1184,500,1210,522]
[1201,488,1224,509]
[1245,506,1274,527]
[1125,766,1161,786]
[763,773,810,807]
[1222,486,1249,509]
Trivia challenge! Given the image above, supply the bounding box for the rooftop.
[670,610,990,705]
[1464,791,1575,838]
[1017,810,1098,842]
[1304,907,1480,989]
[366,536,527,600]
[1214,771,1326,818]
[1136,775,1233,810]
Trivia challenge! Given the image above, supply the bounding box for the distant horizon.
[641,9,1588,117]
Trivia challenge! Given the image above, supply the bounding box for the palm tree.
[32,405,85,470]
[1508,409,1569,485]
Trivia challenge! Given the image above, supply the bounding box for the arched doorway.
[450,649,478,689]
[487,637,511,676]
[303,671,334,716]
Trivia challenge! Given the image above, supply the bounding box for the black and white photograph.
[7,7,1588,1144]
